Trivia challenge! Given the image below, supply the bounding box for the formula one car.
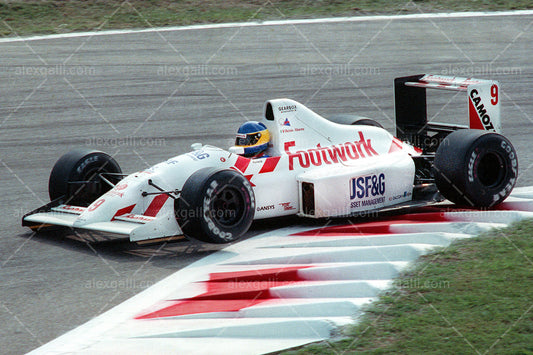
[23,74,518,244]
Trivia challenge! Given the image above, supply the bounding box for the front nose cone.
[73,197,108,227]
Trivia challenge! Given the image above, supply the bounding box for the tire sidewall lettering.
[467,137,517,204]
[202,179,232,241]
[467,149,478,183]
[434,130,517,207]
[493,140,518,202]
[75,155,99,175]
[199,172,254,242]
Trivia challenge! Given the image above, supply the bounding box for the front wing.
[23,204,182,242]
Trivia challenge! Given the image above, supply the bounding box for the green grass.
[0,0,532,37]
[282,219,533,354]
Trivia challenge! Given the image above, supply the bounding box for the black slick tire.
[49,148,122,206]
[433,129,518,207]
[351,118,384,128]
[328,114,384,128]
[175,168,255,244]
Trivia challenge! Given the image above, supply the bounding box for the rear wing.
[394,74,501,152]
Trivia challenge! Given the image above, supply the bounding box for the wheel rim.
[477,152,505,188]
[210,185,245,228]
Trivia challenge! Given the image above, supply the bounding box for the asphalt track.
[0,11,532,354]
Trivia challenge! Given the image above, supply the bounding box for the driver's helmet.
[233,121,270,157]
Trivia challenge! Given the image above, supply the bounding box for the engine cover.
[297,152,415,218]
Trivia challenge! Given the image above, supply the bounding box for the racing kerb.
[28,187,533,355]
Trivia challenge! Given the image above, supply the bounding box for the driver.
[231,121,270,158]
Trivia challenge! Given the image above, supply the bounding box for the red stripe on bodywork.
[134,266,312,319]
[144,194,170,217]
[469,97,484,130]
[111,204,135,220]
[259,156,281,174]
[388,137,403,154]
[233,156,251,173]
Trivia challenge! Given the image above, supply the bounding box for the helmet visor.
[235,132,262,147]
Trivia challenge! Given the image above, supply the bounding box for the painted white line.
[1,10,533,44]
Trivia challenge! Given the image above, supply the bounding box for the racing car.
[23,74,518,244]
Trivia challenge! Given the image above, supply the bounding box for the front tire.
[175,168,255,244]
[433,129,518,207]
[49,148,122,206]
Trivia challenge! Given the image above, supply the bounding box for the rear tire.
[433,130,518,207]
[49,148,122,206]
[175,168,255,244]
[328,114,383,128]
[351,118,384,128]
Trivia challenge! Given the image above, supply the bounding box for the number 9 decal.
[88,198,105,211]
[490,84,498,105]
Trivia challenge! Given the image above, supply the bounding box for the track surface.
[1,13,532,354]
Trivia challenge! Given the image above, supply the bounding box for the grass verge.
[283,219,533,354]
[1,0,532,37]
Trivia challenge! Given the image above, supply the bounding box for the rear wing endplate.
[394,74,501,152]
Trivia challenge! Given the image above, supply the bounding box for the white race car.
[23,74,518,244]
